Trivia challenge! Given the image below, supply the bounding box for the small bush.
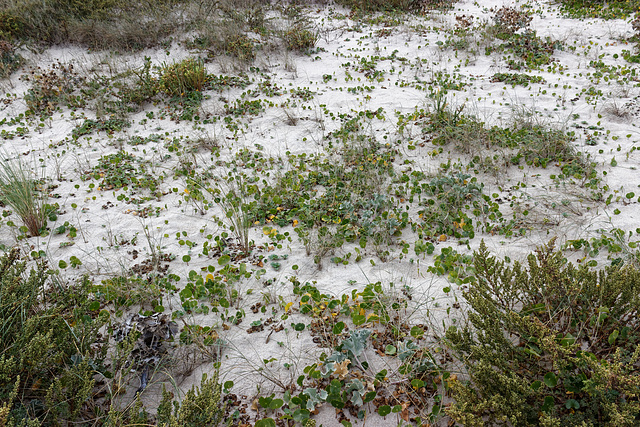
[223,33,256,61]
[22,62,84,115]
[0,249,107,425]
[157,369,229,426]
[446,239,640,426]
[283,24,317,51]
[158,57,207,96]
[492,6,532,37]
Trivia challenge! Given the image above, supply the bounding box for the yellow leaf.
[206,274,214,282]
[438,234,447,242]
[285,302,293,313]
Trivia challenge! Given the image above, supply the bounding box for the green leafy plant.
[490,72,545,86]
[88,150,159,191]
[333,0,453,12]
[72,117,130,138]
[558,0,640,19]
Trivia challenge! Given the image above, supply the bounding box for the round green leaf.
[219,254,231,265]
[543,372,558,388]
[333,321,345,335]
[378,405,391,416]
[565,399,580,410]
[270,399,284,409]
[410,325,425,339]
[255,418,276,427]
[541,395,555,413]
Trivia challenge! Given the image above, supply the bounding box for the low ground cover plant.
[1,0,639,425]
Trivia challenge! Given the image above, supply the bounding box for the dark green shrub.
[0,249,107,425]
[446,239,640,426]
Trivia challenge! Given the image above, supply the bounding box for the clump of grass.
[427,101,590,175]
[0,157,50,236]
[158,57,207,97]
[283,24,317,51]
[191,16,258,62]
